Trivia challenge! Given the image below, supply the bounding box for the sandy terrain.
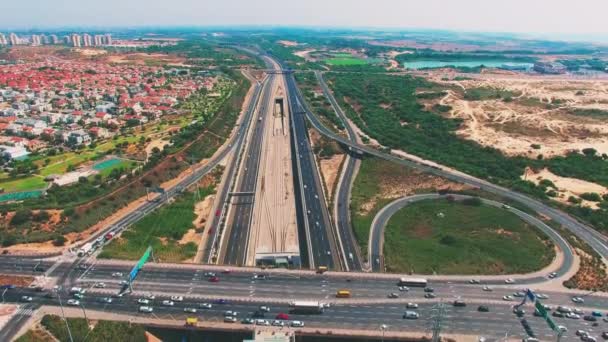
[319,154,345,198]
[277,40,299,47]
[75,49,107,56]
[293,49,316,61]
[523,167,607,208]
[192,194,214,230]
[106,53,185,65]
[427,76,608,158]
[145,139,171,158]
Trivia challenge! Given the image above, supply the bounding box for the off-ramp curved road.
[368,193,574,284]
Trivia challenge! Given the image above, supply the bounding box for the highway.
[221,74,274,266]
[368,193,574,276]
[2,262,608,340]
[315,71,363,272]
[285,71,340,270]
[300,81,608,264]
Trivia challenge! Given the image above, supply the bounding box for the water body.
[403,60,534,70]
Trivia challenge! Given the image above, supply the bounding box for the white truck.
[289,301,324,314]
[77,242,94,257]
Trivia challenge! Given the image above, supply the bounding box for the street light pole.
[380,324,387,342]
[55,288,75,342]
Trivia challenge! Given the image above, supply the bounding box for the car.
[469,279,480,284]
[252,310,265,318]
[388,293,399,299]
[170,296,184,302]
[591,311,603,317]
[482,286,493,292]
[184,307,197,314]
[241,318,255,324]
[557,326,567,333]
[93,282,106,288]
[583,337,597,342]
[584,315,598,322]
[533,310,543,317]
[535,293,548,299]
[69,287,83,294]
[403,311,419,319]
[162,300,175,306]
[523,338,539,342]
[139,306,153,313]
[406,303,418,309]
[548,272,558,278]
[513,308,525,317]
[424,293,436,299]
[255,319,270,326]
[224,311,238,317]
[199,303,212,309]
[565,312,580,319]
[259,306,271,312]
[271,320,285,327]
[138,298,150,305]
[214,299,229,304]
[503,295,514,301]
[112,272,123,277]
[576,330,589,337]
[98,297,112,304]
[505,278,516,284]
[478,305,489,312]
[552,311,565,318]
[252,274,267,280]
[144,294,156,300]
[601,332,608,339]
[574,308,584,315]
[604,317,608,322]
[209,276,220,283]
[276,313,289,320]
[73,293,84,299]
[290,320,305,327]
[66,299,80,306]
[453,300,467,307]
[20,296,33,302]
[203,272,216,277]
[424,287,435,293]
[572,297,585,303]
[557,306,572,313]
[224,316,237,323]
[398,286,409,292]
[513,291,526,297]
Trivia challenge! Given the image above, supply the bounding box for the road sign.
[534,301,547,317]
[128,246,152,282]
[526,289,536,301]
[546,315,557,331]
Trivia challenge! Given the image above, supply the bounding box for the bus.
[289,301,324,314]
[336,289,351,298]
[397,278,428,287]
[316,266,328,274]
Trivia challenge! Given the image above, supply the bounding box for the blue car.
[591,311,602,317]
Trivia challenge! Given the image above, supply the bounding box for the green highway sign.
[534,300,557,331]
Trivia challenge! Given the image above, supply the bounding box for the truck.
[77,242,94,257]
[397,277,428,288]
[289,301,324,314]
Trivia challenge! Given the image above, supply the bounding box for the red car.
[275,313,289,320]
[222,269,231,274]
[209,276,220,282]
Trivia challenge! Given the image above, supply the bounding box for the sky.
[3,0,608,37]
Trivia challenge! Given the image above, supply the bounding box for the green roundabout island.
[383,197,556,275]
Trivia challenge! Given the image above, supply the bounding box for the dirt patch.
[566,248,608,291]
[145,139,171,158]
[106,53,185,65]
[411,224,433,238]
[319,154,345,197]
[523,167,607,209]
[193,195,214,230]
[494,228,515,237]
[277,40,299,47]
[0,274,34,287]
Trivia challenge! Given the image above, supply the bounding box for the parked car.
[478,305,489,312]
[290,320,305,327]
[139,306,153,313]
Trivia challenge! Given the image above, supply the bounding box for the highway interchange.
[1,52,608,341]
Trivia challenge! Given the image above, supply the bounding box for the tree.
[52,235,67,247]
[11,209,32,225]
[582,148,597,157]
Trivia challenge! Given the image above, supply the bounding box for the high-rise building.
[40,34,49,45]
[64,35,71,45]
[71,34,81,47]
[104,34,112,45]
[31,35,41,46]
[82,33,92,47]
[9,33,19,46]
[93,35,103,46]
[50,35,59,44]
[0,33,7,46]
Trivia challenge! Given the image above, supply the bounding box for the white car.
[112,272,123,277]
[504,278,515,284]
[535,293,548,299]
[572,297,584,303]
[144,294,156,300]
[66,299,80,306]
[406,303,418,309]
[271,320,285,327]
[93,282,106,288]
[170,296,184,302]
[224,316,237,323]
[502,295,514,301]
[403,311,420,319]
[255,319,270,326]
[137,298,150,305]
[513,291,526,297]
[20,296,33,302]
[259,306,271,312]
[482,286,492,292]
[557,325,567,332]
[565,312,580,319]
[184,307,197,314]
[139,306,153,313]
[199,303,212,309]
[573,308,584,315]
[469,279,480,284]
[290,320,304,327]
[398,286,409,292]
[162,300,175,306]
[224,310,238,317]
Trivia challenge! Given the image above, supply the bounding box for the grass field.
[30,315,146,342]
[98,186,215,262]
[383,198,555,274]
[325,57,369,66]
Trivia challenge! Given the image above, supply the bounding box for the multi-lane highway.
[221,74,274,266]
[315,71,363,272]
[368,193,575,276]
[285,71,340,270]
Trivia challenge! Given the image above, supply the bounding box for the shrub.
[52,235,66,246]
[11,209,32,226]
[461,197,482,206]
[580,192,602,202]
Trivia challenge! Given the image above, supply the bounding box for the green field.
[383,199,555,274]
[325,57,369,66]
[98,186,215,262]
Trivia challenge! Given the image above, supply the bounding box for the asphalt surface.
[2,263,608,341]
[368,194,574,277]
[221,74,275,266]
[315,71,363,272]
[301,87,608,263]
[285,71,340,270]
